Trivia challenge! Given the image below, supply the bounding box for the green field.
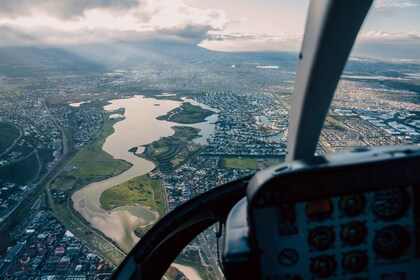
[0,150,40,186]
[0,122,20,154]
[0,90,22,100]
[220,156,285,170]
[51,114,131,192]
[157,102,214,124]
[323,117,347,131]
[48,111,132,265]
[142,126,201,173]
[100,175,165,216]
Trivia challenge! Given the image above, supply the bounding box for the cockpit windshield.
[0,1,418,279]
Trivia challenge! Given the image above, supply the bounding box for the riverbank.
[49,109,132,264]
[51,112,132,193]
[71,96,189,252]
[68,94,217,267]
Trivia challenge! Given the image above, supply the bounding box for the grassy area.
[51,114,131,192]
[157,102,214,124]
[323,116,347,131]
[0,90,22,100]
[100,175,165,216]
[0,122,20,154]
[220,156,285,170]
[0,151,40,186]
[221,157,259,169]
[49,111,131,265]
[273,91,292,110]
[143,126,201,173]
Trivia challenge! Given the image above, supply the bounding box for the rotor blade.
[286,0,373,162]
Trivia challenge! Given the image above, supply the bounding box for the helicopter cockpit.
[111,1,420,279]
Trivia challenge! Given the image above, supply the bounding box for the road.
[43,100,126,264]
[198,234,224,280]
[163,152,225,280]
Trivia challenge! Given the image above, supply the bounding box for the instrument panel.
[252,185,418,279]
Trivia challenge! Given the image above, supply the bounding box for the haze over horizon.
[0,0,419,59]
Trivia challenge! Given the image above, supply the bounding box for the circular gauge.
[306,199,333,221]
[342,250,368,273]
[341,222,368,246]
[373,225,411,259]
[278,248,299,267]
[308,226,335,251]
[310,255,337,278]
[372,188,410,221]
[339,194,366,217]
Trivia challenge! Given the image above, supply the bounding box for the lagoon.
[71,95,216,253]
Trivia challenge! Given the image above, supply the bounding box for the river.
[71,95,216,275]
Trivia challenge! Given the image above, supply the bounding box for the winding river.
[71,95,216,254]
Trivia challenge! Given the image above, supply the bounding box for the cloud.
[0,0,139,19]
[0,25,38,45]
[352,30,420,59]
[359,30,420,41]
[0,0,418,59]
[199,32,303,52]
[139,0,227,32]
[372,0,420,16]
[374,0,420,8]
[0,0,229,45]
[198,30,420,59]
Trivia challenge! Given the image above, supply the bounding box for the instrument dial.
[339,194,366,217]
[372,188,409,221]
[310,255,337,278]
[373,225,411,259]
[341,222,368,246]
[342,250,368,273]
[308,226,335,251]
[278,248,299,267]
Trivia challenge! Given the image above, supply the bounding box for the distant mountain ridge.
[0,46,103,76]
[0,41,297,76]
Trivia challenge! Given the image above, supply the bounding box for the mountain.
[0,46,103,77]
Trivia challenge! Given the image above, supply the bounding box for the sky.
[0,0,419,58]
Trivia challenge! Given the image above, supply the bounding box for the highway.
[198,233,224,280]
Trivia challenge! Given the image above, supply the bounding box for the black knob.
[342,250,368,273]
[310,255,337,278]
[341,222,368,246]
[339,194,366,217]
